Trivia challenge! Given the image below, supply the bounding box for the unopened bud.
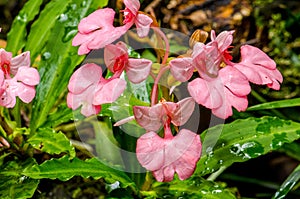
[189,29,208,48]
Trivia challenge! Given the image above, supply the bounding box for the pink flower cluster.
[0,49,40,108]
[170,30,283,119]
[69,0,282,183]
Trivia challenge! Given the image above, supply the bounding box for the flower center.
[1,61,10,77]
[113,54,128,72]
[122,8,135,24]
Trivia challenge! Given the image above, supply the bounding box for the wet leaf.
[28,128,76,158]
[273,164,300,199]
[196,116,300,176]
[22,155,136,191]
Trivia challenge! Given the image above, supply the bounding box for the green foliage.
[143,176,236,198]
[28,128,76,158]
[196,116,300,176]
[0,158,39,199]
[273,164,300,199]
[5,0,43,54]
[22,156,136,191]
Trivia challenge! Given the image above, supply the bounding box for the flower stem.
[150,27,170,106]
[150,65,169,106]
[152,27,170,65]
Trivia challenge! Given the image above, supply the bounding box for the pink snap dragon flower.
[104,41,152,83]
[72,0,153,55]
[169,30,282,119]
[0,49,40,108]
[67,63,126,117]
[134,97,202,182]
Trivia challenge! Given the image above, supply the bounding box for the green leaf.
[22,156,136,191]
[247,98,300,111]
[30,0,103,132]
[195,116,300,176]
[6,0,43,54]
[273,164,300,199]
[143,176,236,198]
[41,104,80,128]
[24,0,72,61]
[0,158,39,199]
[28,128,76,158]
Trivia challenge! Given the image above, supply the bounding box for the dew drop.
[218,160,223,165]
[42,52,51,60]
[59,14,68,22]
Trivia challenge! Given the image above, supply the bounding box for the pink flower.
[104,41,152,83]
[233,45,283,90]
[0,49,40,108]
[188,66,251,119]
[136,128,201,182]
[133,97,195,131]
[72,8,130,55]
[122,0,153,37]
[73,0,153,55]
[134,98,201,182]
[67,63,126,117]
[169,30,234,81]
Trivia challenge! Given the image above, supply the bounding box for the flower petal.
[10,51,30,75]
[126,58,152,83]
[169,57,194,82]
[133,104,164,132]
[136,129,201,182]
[15,66,40,86]
[68,63,102,94]
[93,78,126,105]
[135,13,153,38]
[166,97,195,126]
[188,77,223,109]
[124,0,140,16]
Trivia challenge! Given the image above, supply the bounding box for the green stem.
[12,99,21,127]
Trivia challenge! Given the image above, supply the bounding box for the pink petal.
[169,57,194,82]
[167,97,195,126]
[14,83,36,103]
[219,66,251,97]
[136,129,201,182]
[10,51,31,75]
[126,58,152,83]
[124,0,140,16]
[77,8,115,34]
[188,77,223,109]
[135,14,153,38]
[240,45,276,69]
[72,8,131,54]
[0,90,15,108]
[192,42,220,77]
[15,67,40,86]
[93,78,126,105]
[68,63,102,94]
[133,104,164,132]
[212,30,234,52]
[67,84,101,117]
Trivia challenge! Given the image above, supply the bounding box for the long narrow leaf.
[273,164,300,199]
[247,98,300,111]
[6,0,43,54]
[24,0,72,61]
[195,116,300,176]
[22,156,136,191]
